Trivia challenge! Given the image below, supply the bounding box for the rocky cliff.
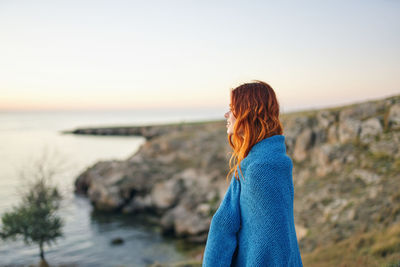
[72,94,400,263]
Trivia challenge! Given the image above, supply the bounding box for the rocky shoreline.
[68,93,400,262]
[72,119,230,244]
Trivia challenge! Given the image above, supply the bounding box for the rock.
[344,154,356,164]
[88,184,125,211]
[316,110,336,128]
[346,209,356,221]
[111,237,124,245]
[179,168,199,189]
[388,103,400,130]
[174,213,210,238]
[338,118,361,143]
[122,194,152,213]
[74,160,133,211]
[293,128,315,161]
[370,139,399,156]
[159,209,175,235]
[151,178,184,210]
[196,203,211,217]
[352,169,381,184]
[312,144,346,177]
[367,185,383,199]
[314,147,332,177]
[282,116,309,154]
[326,124,339,143]
[323,198,348,223]
[160,203,211,239]
[293,168,310,187]
[312,127,328,146]
[359,118,383,144]
[339,102,384,121]
[74,160,114,194]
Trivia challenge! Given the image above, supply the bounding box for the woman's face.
[224,106,236,135]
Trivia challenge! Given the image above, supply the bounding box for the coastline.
[65,94,400,266]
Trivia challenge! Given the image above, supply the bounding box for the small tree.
[0,147,67,261]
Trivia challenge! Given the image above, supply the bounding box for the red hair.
[226,80,283,182]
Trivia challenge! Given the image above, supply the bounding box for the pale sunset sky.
[0,0,399,112]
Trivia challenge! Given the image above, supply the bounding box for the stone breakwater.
[60,121,214,140]
[70,94,400,252]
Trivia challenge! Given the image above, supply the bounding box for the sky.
[0,0,399,112]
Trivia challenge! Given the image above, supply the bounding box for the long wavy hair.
[226,80,283,182]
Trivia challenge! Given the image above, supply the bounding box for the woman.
[202,81,303,267]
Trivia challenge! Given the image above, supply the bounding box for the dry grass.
[302,222,400,267]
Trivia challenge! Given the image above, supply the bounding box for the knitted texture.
[202,134,303,267]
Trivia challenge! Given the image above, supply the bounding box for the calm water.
[0,108,225,266]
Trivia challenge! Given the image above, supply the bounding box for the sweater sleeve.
[242,160,295,266]
[202,175,241,267]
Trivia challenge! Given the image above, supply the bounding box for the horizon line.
[0,92,398,114]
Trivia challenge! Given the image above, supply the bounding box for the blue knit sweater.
[202,134,303,267]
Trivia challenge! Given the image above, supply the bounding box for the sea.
[0,108,226,267]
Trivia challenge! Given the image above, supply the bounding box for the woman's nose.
[224,112,229,118]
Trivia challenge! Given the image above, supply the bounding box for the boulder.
[338,118,361,143]
[293,128,315,161]
[359,117,383,144]
[88,184,125,211]
[151,178,184,210]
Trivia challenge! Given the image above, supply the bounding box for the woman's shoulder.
[245,150,292,172]
[242,154,292,187]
